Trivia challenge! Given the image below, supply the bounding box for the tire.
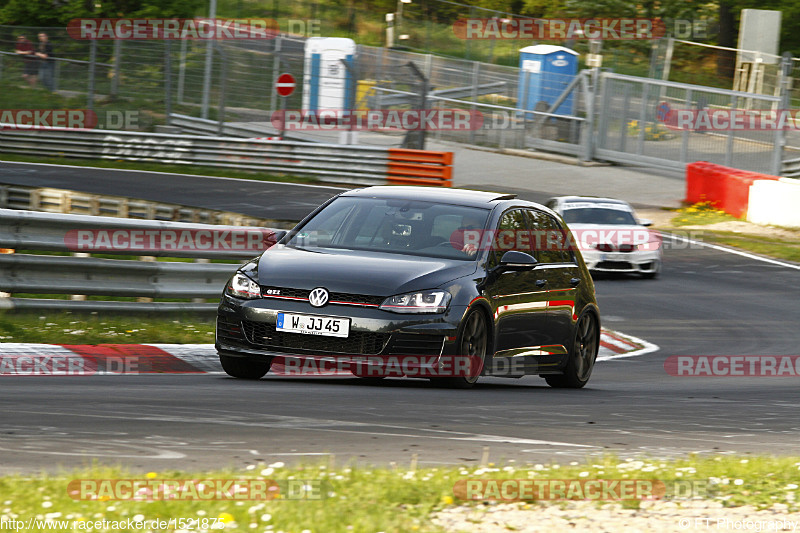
[545,311,599,389]
[437,308,489,389]
[219,354,272,379]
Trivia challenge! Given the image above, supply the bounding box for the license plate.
[276,312,350,338]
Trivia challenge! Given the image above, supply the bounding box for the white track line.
[663,231,800,271]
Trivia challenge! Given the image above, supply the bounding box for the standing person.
[14,35,37,87]
[36,32,55,91]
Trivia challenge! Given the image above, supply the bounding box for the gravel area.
[432,500,800,532]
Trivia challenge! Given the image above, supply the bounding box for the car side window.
[489,209,533,267]
[527,209,574,264]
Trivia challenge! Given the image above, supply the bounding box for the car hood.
[254,245,477,296]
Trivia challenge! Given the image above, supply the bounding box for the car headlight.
[226,272,261,299]
[379,290,451,314]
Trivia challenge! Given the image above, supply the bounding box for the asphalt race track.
[0,161,344,222]
[2,165,800,474]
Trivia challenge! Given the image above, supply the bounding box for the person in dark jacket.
[36,32,55,91]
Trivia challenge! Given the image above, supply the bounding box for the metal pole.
[680,88,692,165]
[340,58,358,144]
[270,35,282,113]
[88,40,97,111]
[217,45,227,136]
[165,40,172,125]
[177,38,187,104]
[771,52,792,176]
[723,92,735,167]
[111,39,121,97]
[580,69,597,162]
[201,0,217,119]
[469,61,479,145]
[406,61,428,149]
[279,95,287,139]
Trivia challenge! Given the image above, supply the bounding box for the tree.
[0,0,203,26]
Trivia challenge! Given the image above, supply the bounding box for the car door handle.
[570,277,581,287]
[535,279,547,288]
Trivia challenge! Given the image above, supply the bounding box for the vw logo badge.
[308,287,329,307]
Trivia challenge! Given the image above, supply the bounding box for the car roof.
[551,195,632,207]
[342,186,517,208]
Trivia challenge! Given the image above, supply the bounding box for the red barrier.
[685,162,780,218]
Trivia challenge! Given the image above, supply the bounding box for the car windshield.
[286,196,490,260]
[561,205,637,225]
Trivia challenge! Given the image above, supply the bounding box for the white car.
[546,196,662,278]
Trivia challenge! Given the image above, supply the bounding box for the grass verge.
[1,456,798,532]
[0,313,214,344]
[665,203,800,263]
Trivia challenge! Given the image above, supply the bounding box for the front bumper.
[580,249,661,274]
[216,293,466,362]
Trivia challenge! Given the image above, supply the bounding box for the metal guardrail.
[0,208,278,313]
[167,113,321,144]
[0,183,287,227]
[0,208,275,259]
[781,157,800,178]
[0,127,454,186]
[0,253,234,298]
[0,127,388,185]
[0,127,453,186]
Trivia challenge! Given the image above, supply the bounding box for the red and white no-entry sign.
[275,73,296,97]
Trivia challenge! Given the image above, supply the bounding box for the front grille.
[261,287,384,307]
[217,316,245,342]
[596,261,633,270]
[596,244,634,253]
[384,333,445,356]
[242,320,390,355]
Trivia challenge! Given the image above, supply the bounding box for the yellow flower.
[145,472,157,479]
[218,512,236,523]
[442,496,454,505]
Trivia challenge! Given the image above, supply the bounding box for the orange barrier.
[685,162,780,218]
[387,148,453,187]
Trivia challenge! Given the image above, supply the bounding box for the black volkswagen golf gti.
[216,186,600,388]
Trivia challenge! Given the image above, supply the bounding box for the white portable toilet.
[302,37,356,112]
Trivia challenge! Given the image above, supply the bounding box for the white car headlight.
[226,272,261,299]
[379,290,451,314]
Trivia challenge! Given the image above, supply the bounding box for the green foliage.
[0,0,204,26]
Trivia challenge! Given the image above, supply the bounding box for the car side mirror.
[638,219,653,227]
[266,229,287,248]
[497,250,538,271]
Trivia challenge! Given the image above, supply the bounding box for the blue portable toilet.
[517,45,578,117]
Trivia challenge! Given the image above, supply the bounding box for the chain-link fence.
[1,20,798,176]
[596,72,791,175]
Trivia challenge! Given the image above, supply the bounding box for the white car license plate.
[276,313,350,338]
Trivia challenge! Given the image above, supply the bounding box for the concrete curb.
[0,328,657,376]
